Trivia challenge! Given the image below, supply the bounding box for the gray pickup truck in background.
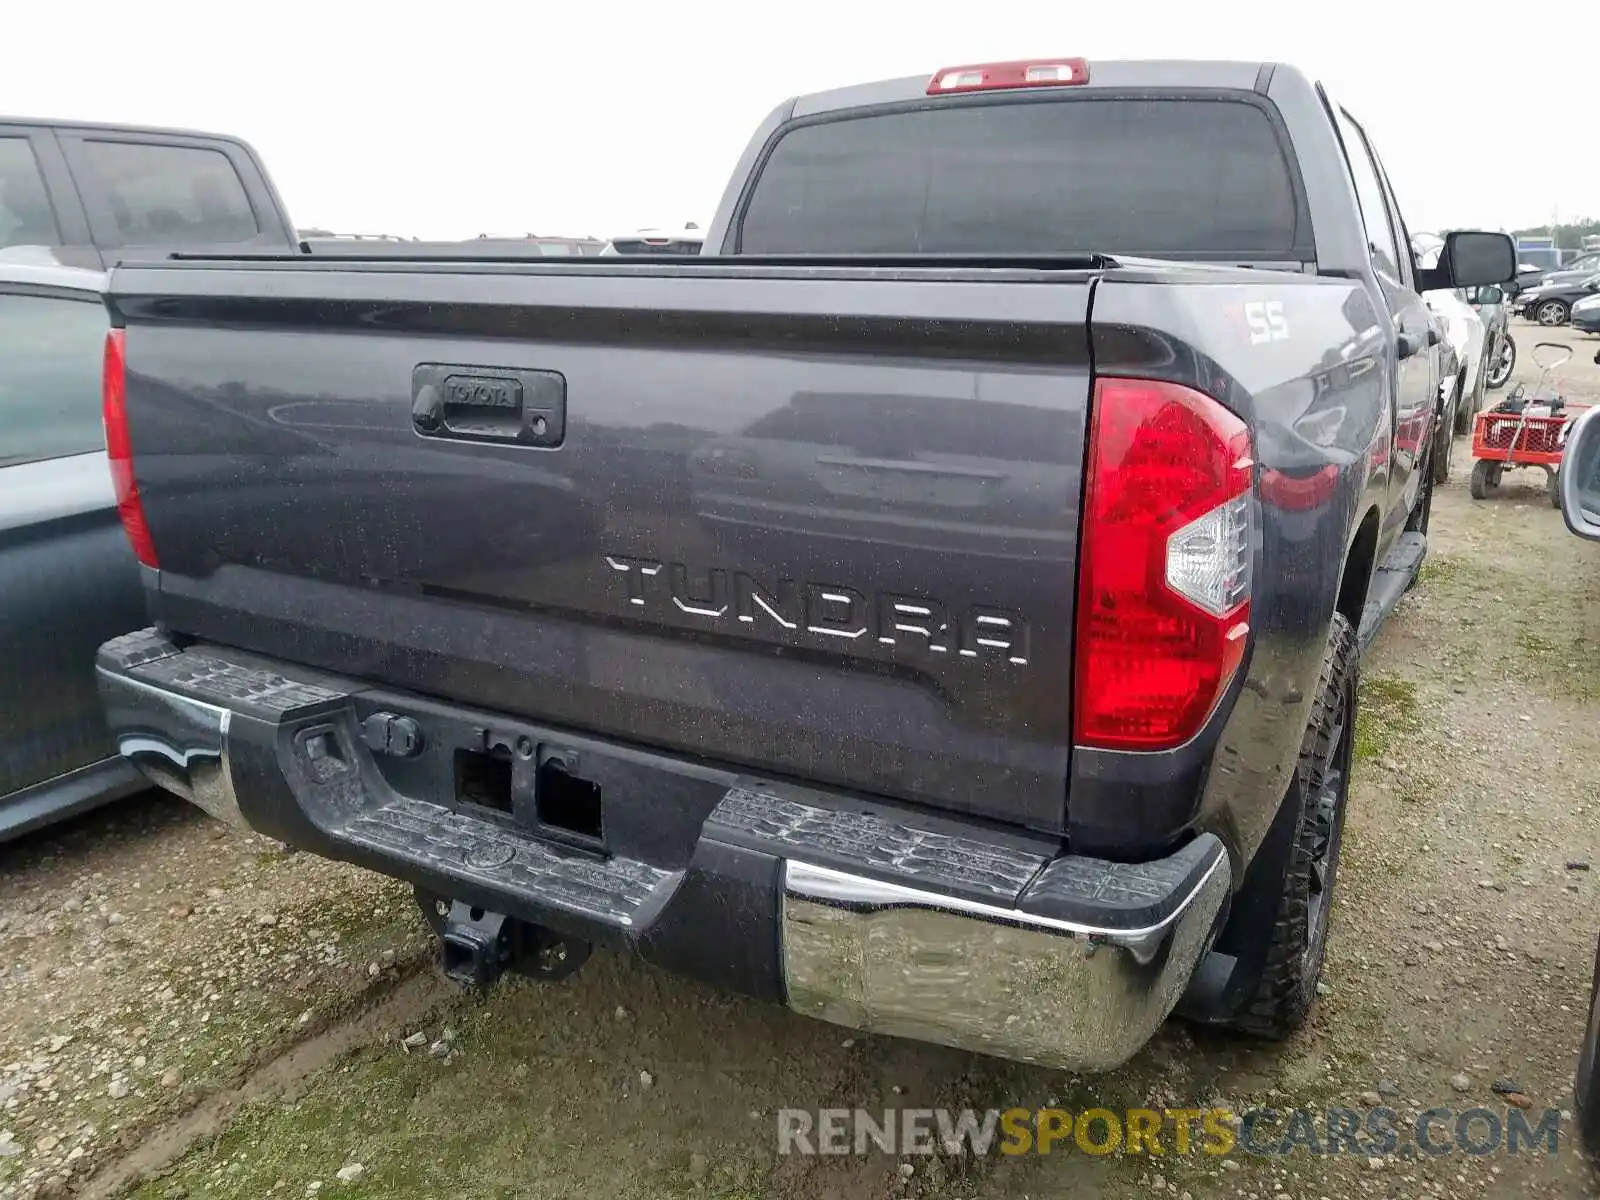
[92,59,1513,1071]
[0,117,298,268]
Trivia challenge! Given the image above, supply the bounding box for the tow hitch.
[424,893,592,987]
[439,902,515,986]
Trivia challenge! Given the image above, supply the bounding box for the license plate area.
[348,694,736,871]
[451,735,606,854]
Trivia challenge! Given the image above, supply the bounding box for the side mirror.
[1417,231,1517,292]
[1560,406,1600,542]
[1474,285,1504,304]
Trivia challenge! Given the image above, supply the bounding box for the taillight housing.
[101,329,159,568]
[1074,378,1254,751]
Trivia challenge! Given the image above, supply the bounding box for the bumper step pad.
[344,797,675,928]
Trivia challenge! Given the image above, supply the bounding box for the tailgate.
[107,263,1093,832]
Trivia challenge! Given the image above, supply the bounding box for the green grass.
[1417,552,1465,587]
[1354,675,1420,764]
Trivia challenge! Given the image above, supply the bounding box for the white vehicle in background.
[1414,233,1487,482]
[600,224,706,256]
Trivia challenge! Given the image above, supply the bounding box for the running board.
[1356,531,1426,655]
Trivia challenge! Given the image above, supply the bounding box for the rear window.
[0,138,60,249]
[738,98,1303,258]
[77,140,259,245]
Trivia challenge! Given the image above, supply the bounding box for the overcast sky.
[6,1,1595,242]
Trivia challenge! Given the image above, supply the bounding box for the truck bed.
[107,257,1105,832]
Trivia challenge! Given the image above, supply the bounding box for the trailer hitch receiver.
[439,902,516,987]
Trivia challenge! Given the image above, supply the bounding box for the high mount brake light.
[926,58,1090,96]
[101,329,159,569]
[1074,378,1254,751]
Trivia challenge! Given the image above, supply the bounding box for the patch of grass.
[1416,552,1464,587]
[123,965,794,1200]
[1513,627,1600,702]
[1354,675,1420,764]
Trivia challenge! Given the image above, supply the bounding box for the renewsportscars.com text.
[776,1106,1564,1159]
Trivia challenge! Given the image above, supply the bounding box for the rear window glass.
[77,140,259,245]
[0,138,60,249]
[739,98,1302,258]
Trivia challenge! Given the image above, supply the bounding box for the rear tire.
[1487,335,1516,390]
[1575,933,1600,1159]
[1406,447,1434,536]
[1432,408,1454,485]
[1537,299,1570,327]
[1226,613,1358,1039]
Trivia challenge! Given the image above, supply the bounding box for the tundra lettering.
[604,555,1029,664]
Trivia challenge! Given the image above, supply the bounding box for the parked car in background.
[1415,236,1486,471]
[1515,273,1600,327]
[0,117,296,269]
[1572,290,1600,336]
[1469,283,1516,389]
[0,254,148,839]
[1510,262,1550,295]
[1509,250,1600,298]
[600,225,705,255]
[1558,250,1600,276]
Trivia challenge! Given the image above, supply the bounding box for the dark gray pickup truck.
[93,59,1514,1071]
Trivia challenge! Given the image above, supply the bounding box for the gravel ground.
[3,320,1600,1200]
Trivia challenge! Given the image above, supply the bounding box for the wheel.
[1432,428,1453,484]
[1536,299,1570,327]
[1455,365,1477,433]
[1549,467,1562,509]
[1575,933,1600,1159]
[1486,335,1516,390]
[1406,446,1433,535]
[1225,613,1357,1038]
[1433,380,1459,483]
[1470,458,1498,500]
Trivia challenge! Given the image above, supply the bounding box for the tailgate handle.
[412,365,567,449]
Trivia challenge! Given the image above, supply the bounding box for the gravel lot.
[3,320,1600,1200]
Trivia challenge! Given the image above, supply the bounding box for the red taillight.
[101,329,159,569]
[1074,378,1253,751]
[927,58,1090,95]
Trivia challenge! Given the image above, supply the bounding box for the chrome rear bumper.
[783,847,1229,1072]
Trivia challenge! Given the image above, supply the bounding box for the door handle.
[411,365,566,448]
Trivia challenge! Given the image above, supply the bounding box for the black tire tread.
[1226,613,1358,1039]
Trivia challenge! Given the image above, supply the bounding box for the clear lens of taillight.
[1073,377,1254,751]
[101,329,160,569]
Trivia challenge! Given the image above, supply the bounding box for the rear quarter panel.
[1080,272,1389,866]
